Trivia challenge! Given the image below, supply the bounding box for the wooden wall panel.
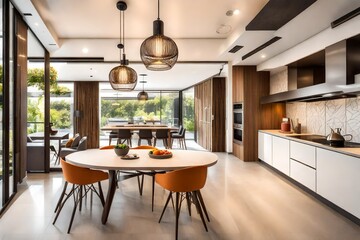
[232,66,285,162]
[74,82,99,149]
[195,80,212,150]
[261,103,286,130]
[243,67,269,161]
[233,142,243,160]
[232,67,244,103]
[15,14,28,181]
[212,77,226,152]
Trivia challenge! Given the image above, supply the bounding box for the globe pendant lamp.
[140,0,178,71]
[137,74,149,101]
[109,1,137,91]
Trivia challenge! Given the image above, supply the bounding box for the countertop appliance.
[288,135,360,148]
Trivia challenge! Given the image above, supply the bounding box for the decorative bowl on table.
[148,149,173,159]
[114,144,130,156]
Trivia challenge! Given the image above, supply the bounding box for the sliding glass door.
[0,0,3,209]
[1,0,16,213]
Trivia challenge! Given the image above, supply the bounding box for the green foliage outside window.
[27,67,72,132]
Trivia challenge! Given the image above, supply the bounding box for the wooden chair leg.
[186,192,192,217]
[196,190,209,222]
[152,175,155,212]
[98,182,105,206]
[78,186,82,212]
[55,181,68,213]
[68,187,81,234]
[175,192,180,240]
[192,191,208,232]
[159,191,172,223]
[183,138,187,150]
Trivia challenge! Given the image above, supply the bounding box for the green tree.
[50,100,71,129]
[27,66,70,95]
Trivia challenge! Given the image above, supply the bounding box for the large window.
[99,83,180,144]
[0,0,3,209]
[50,82,74,135]
[182,87,195,139]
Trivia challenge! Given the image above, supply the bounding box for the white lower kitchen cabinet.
[290,159,316,191]
[272,136,290,175]
[258,132,272,165]
[317,148,360,218]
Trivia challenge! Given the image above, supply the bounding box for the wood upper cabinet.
[195,77,225,152]
[232,66,284,161]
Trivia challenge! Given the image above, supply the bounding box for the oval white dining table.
[66,149,218,224]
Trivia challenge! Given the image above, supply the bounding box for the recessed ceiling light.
[226,9,240,16]
[216,24,232,34]
[226,10,233,16]
[34,22,39,26]
[82,48,89,53]
[261,54,266,58]
[233,9,240,15]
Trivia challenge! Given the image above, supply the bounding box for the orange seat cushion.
[65,138,74,147]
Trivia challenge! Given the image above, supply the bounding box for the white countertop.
[259,129,360,158]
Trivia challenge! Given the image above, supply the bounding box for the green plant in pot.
[114,143,129,156]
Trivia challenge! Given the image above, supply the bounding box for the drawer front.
[290,141,316,168]
[290,159,316,191]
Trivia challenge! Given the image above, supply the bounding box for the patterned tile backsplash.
[286,97,360,142]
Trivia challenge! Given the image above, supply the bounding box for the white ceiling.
[12,0,360,90]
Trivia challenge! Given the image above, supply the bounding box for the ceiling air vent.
[228,45,243,53]
[331,7,360,28]
[242,36,281,60]
[23,13,32,16]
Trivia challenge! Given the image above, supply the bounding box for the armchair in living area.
[59,136,87,159]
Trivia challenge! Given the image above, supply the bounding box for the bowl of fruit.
[148,149,172,159]
[114,143,130,157]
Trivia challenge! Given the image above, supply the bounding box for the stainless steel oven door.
[233,127,243,144]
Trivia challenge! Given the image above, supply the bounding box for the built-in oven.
[233,126,243,144]
[233,102,243,144]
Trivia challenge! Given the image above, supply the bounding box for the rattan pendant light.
[137,74,149,101]
[109,1,137,91]
[140,0,178,71]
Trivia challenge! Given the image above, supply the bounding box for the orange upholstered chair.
[156,166,210,240]
[53,159,108,233]
[99,145,115,150]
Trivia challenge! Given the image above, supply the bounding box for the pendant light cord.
[119,8,122,61]
[123,9,125,54]
[157,0,160,20]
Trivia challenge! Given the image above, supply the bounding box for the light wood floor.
[0,152,359,240]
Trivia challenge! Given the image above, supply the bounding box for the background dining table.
[66,148,218,224]
[28,131,69,153]
[101,124,179,148]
